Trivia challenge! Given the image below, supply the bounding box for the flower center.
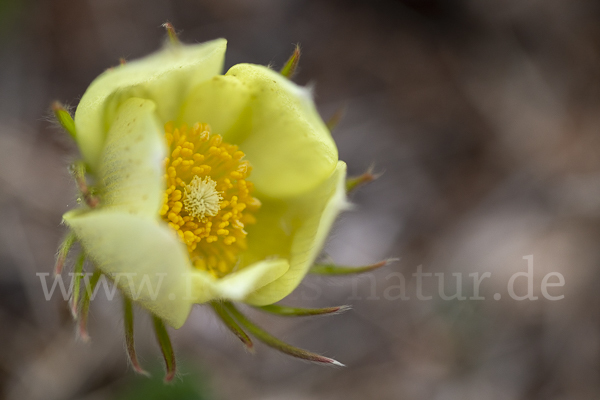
[183,176,223,221]
[160,122,260,277]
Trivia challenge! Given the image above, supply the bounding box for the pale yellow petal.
[75,39,227,170]
[99,98,164,216]
[63,209,212,328]
[225,64,338,199]
[215,258,289,301]
[177,75,251,143]
[243,161,349,305]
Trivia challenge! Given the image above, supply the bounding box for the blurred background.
[2,0,600,399]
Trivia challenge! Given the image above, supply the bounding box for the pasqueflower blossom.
[53,29,388,379]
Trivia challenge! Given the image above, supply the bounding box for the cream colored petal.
[98,98,164,217]
[225,64,338,199]
[243,161,349,305]
[75,39,227,170]
[177,75,251,143]
[63,209,213,328]
[215,258,289,301]
[189,259,288,303]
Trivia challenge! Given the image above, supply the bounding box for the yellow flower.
[62,38,348,329]
[53,32,394,376]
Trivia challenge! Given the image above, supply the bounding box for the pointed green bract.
[55,230,77,276]
[124,296,149,376]
[224,302,343,366]
[255,304,351,317]
[345,166,380,193]
[326,107,345,132]
[162,22,179,45]
[280,44,301,78]
[310,258,398,275]
[52,101,77,140]
[69,252,86,319]
[152,316,176,382]
[79,269,101,342]
[69,161,98,208]
[75,39,227,171]
[210,301,253,350]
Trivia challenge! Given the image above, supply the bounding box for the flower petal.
[177,75,252,142]
[243,161,349,305]
[75,39,227,170]
[99,97,165,217]
[189,258,289,303]
[63,209,209,328]
[216,259,290,301]
[225,64,338,199]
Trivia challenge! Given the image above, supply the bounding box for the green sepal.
[254,304,351,317]
[69,252,86,319]
[223,302,343,366]
[55,230,77,276]
[210,301,254,351]
[152,316,176,382]
[310,258,398,275]
[78,269,101,342]
[162,22,180,45]
[69,161,98,208]
[280,44,301,78]
[326,107,345,132]
[52,101,77,140]
[345,166,381,193]
[124,296,150,376]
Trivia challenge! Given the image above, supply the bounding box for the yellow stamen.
[161,122,261,277]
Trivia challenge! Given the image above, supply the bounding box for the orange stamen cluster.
[160,122,260,277]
